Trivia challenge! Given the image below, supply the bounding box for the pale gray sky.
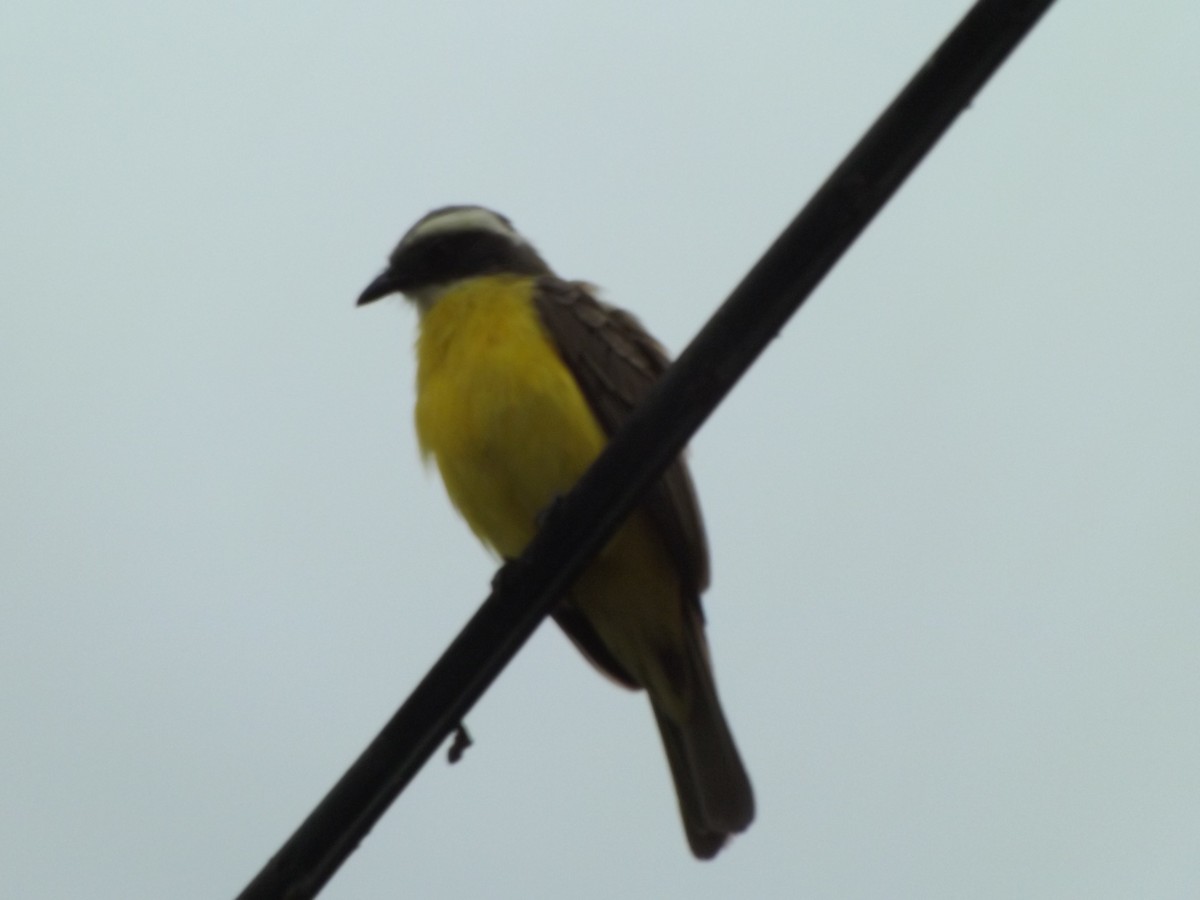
[3,2,1198,898]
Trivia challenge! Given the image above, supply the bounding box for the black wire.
[236,1,1056,896]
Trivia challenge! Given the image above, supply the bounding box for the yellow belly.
[414,275,608,558]
[413,275,683,697]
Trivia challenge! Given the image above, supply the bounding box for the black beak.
[357,268,400,306]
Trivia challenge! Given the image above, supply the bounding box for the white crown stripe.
[401,207,525,247]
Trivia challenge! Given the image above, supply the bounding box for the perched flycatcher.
[357,205,753,858]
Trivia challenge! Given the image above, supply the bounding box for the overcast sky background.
[3,2,1198,898]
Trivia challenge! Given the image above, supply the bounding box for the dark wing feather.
[532,276,711,596]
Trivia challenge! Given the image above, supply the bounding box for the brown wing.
[532,276,711,595]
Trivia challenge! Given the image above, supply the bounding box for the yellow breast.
[414,275,607,559]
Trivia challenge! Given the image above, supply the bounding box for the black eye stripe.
[390,230,551,289]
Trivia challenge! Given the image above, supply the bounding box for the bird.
[357,205,753,858]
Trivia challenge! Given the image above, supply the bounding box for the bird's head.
[357,205,552,311]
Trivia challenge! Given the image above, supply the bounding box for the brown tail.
[650,611,754,859]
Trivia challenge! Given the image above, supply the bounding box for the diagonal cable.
[237,1,1057,896]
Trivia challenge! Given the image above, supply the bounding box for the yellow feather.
[413,274,683,699]
[414,275,607,558]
